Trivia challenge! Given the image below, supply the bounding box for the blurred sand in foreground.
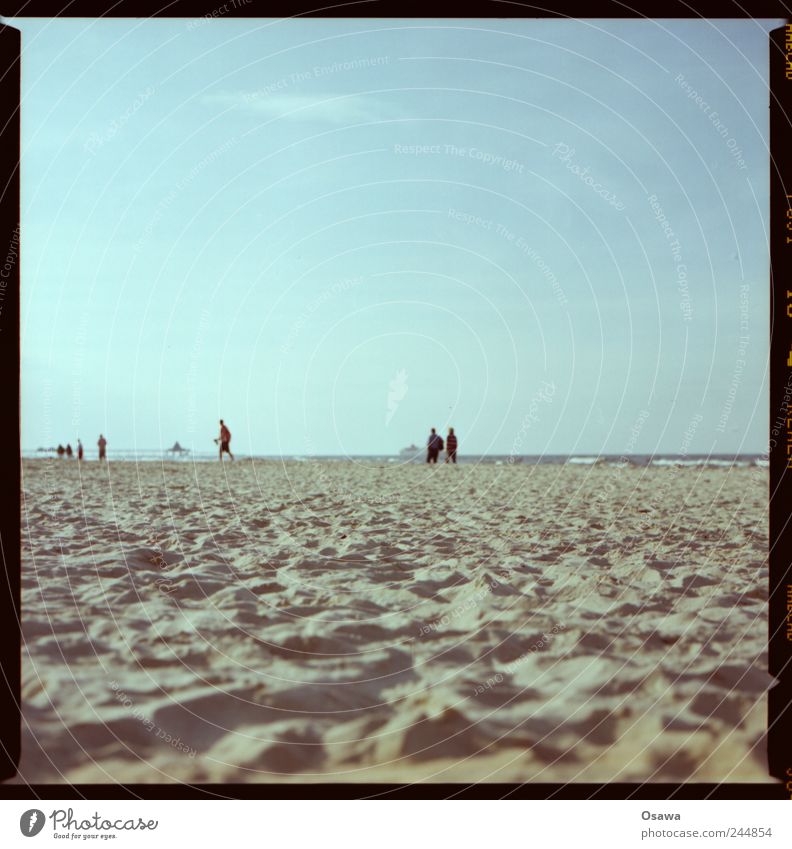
[16,459,770,783]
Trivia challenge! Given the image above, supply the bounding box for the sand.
[15,457,770,783]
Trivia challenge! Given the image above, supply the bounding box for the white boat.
[399,444,423,462]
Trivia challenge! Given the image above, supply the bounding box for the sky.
[16,17,780,456]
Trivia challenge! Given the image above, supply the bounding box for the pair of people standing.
[427,427,458,464]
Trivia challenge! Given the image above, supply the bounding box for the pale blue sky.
[18,18,778,456]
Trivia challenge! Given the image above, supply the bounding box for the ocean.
[22,450,768,468]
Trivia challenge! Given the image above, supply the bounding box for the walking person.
[216,419,234,461]
[77,439,84,461]
[426,427,443,464]
[445,427,458,463]
[97,434,107,461]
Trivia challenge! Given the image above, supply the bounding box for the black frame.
[1,0,790,799]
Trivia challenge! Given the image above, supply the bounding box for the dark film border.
[769,24,792,790]
[0,0,787,19]
[0,0,789,799]
[0,21,20,787]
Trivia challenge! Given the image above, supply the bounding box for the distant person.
[427,428,443,464]
[216,419,234,461]
[65,443,73,458]
[445,427,458,463]
[56,444,65,457]
[97,434,107,461]
[77,439,84,461]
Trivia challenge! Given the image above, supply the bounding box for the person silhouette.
[216,419,234,461]
[97,434,107,461]
[65,443,73,458]
[427,428,443,464]
[445,427,458,463]
[77,439,84,461]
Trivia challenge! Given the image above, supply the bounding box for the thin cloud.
[204,91,387,124]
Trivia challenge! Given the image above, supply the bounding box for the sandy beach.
[16,458,770,783]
